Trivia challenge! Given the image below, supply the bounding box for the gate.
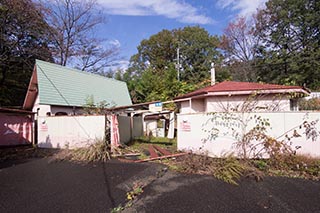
[0,108,34,146]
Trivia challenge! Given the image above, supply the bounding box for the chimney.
[210,62,215,85]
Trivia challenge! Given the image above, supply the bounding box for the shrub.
[176,153,247,185]
[265,154,320,180]
[299,98,320,111]
[254,160,268,171]
[210,156,246,185]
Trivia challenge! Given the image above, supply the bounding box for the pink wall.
[37,115,105,148]
[0,113,33,146]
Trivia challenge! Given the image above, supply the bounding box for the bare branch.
[42,0,116,71]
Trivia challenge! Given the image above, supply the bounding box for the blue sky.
[96,0,267,70]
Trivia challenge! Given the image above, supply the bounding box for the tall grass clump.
[177,153,247,185]
[53,139,110,163]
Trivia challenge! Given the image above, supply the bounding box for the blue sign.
[155,102,162,107]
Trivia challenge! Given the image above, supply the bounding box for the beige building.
[174,81,310,114]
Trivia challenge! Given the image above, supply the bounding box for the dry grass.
[265,154,320,180]
[171,153,249,185]
[164,153,320,184]
[53,140,111,163]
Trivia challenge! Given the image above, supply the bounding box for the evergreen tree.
[254,0,320,89]
[0,0,53,106]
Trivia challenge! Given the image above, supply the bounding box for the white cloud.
[107,60,130,72]
[216,0,267,16]
[108,39,121,48]
[97,0,214,24]
[117,60,130,71]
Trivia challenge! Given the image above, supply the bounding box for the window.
[290,99,298,111]
[55,112,68,116]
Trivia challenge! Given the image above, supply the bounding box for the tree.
[220,16,259,82]
[175,26,222,83]
[43,0,118,72]
[129,27,221,83]
[74,38,119,73]
[0,0,53,106]
[128,29,176,77]
[127,64,198,103]
[254,0,320,89]
[125,26,224,103]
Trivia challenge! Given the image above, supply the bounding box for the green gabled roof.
[36,60,132,107]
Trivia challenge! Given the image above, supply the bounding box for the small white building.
[23,60,132,116]
[174,81,310,114]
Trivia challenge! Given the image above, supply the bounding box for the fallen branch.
[112,153,141,158]
[134,153,188,163]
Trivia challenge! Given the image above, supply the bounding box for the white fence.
[177,112,320,158]
[37,115,105,148]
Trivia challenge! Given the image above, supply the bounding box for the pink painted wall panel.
[0,114,33,146]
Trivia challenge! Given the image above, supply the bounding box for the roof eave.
[23,66,38,110]
[173,91,207,101]
[0,107,35,114]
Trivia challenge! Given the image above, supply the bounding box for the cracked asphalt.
[0,158,155,213]
[1,158,320,213]
[126,173,320,213]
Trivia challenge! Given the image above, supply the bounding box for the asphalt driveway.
[126,172,320,213]
[1,157,320,213]
[0,158,157,212]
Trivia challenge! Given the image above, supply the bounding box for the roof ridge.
[35,59,126,85]
[219,80,302,88]
[174,80,307,100]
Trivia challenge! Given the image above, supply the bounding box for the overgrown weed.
[266,154,320,180]
[110,181,144,213]
[166,153,320,185]
[173,153,248,185]
[53,140,110,163]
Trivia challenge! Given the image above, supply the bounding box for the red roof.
[174,81,308,100]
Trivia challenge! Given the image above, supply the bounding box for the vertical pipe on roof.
[130,112,134,143]
[211,62,215,86]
